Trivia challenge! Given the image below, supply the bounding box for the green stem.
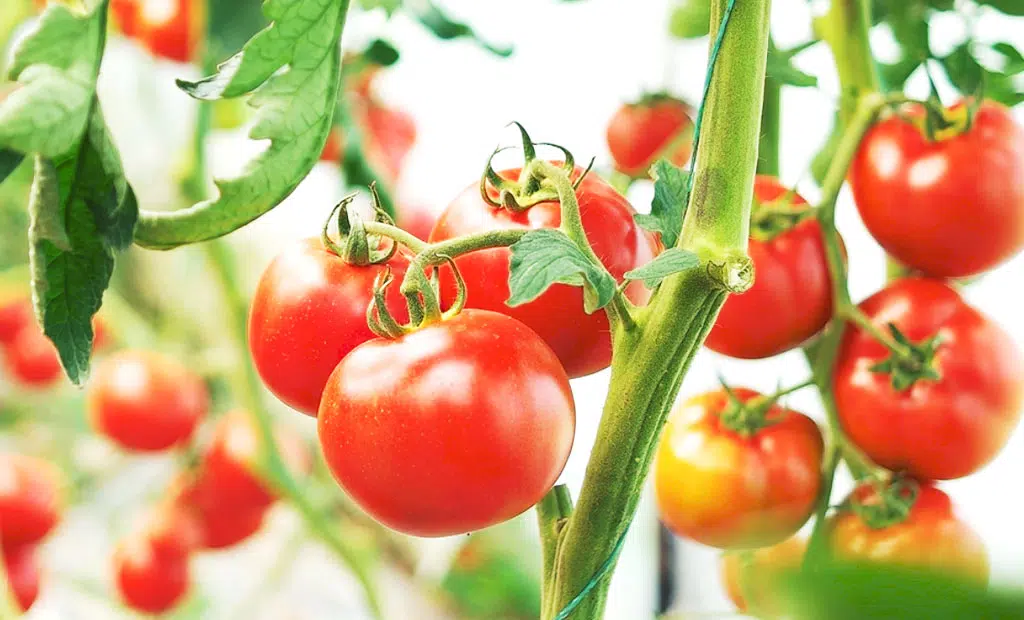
[817,0,880,122]
[542,1,770,617]
[537,484,574,617]
[757,38,782,177]
[362,220,430,254]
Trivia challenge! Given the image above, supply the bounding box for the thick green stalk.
[818,0,879,121]
[757,39,782,177]
[541,1,771,617]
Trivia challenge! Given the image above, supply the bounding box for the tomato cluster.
[648,98,1024,614]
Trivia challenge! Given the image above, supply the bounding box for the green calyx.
[367,255,468,339]
[321,189,398,267]
[749,192,815,242]
[869,324,943,391]
[848,478,919,530]
[719,386,780,437]
[480,122,593,212]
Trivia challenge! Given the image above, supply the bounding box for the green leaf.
[0,149,24,184]
[358,0,402,15]
[766,46,818,87]
[0,4,103,158]
[364,38,400,67]
[29,112,138,385]
[508,229,617,314]
[208,0,267,59]
[636,160,689,248]
[939,44,1024,106]
[991,42,1024,75]
[976,0,1024,15]
[137,0,348,248]
[623,248,700,288]
[779,561,1022,620]
[413,1,512,58]
[878,58,922,92]
[668,0,711,39]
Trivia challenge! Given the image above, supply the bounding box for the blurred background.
[1,0,1023,618]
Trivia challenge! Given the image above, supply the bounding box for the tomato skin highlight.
[0,453,63,548]
[705,176,834,359]
[3,544,40,612]
[86,351,209,452]
[114,530,191,614]
[430,168,658,378]
[318,309,576,537]
[849,100,1024,278]
[248,237,410,416]
[834,278,1024,480]
[655,388,823,549]
[606,97,693,177]
[721,536,805,615]
[827,484,989,584]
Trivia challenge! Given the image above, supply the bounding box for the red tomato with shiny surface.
[248,237,410,416]
[655,388,823,549]
[849,101,1024,277]
[114,529,190,614]
[318,309,576,537]
[86,351,209,452]
[430,167,659,378]
[607,96,693,177]
[705,176,834,359]
[833,278,1024,480]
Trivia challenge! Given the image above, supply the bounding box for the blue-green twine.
[552,1,739,618]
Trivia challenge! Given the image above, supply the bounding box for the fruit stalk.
[540,1,771,617]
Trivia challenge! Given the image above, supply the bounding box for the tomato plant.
[705,176,834,359]
[248,236,410,416]
[849,101,1024,278]
[430,165,658,378]
[827,482,989,585]
[86,350,209,452]
[606,94,693,178]
[655,388,823,549]
[318,309,575,537]
[834,278,1024,480]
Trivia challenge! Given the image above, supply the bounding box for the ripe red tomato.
[360,99,417,184]
[430,167,659,378]
[721,536,805,615]
[834,278,1024,480]
[114,529,191,614]
[191,411,309,511]
[0,453,63,547]
[2,325,62,388]
[112,0,200,63]
[849,100,1024,278]
[0,300,32,346]
[3,544,40,612]
[655,388,823,549]
[318,309,575,537]
[248,237,410,416]
[86,351,209,452]
[163,475,266,550]
[705,176,834,359]
[606,95,693,177]
[827,483,989,584]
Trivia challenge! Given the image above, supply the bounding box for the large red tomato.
[114,529,191,614]
[3,544,40,612]
[430,167,659,378]
[0,453,63,547]
[655,388,823,549]
[318,309,576,537]
[720,536,806,615]
[248,237,410,416]
[606,95,693,177]
[827,483,989,584]
[705,176,834,359]
[86,351,209,452]
[849,100,1024,278]
[833,278,1024,480]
